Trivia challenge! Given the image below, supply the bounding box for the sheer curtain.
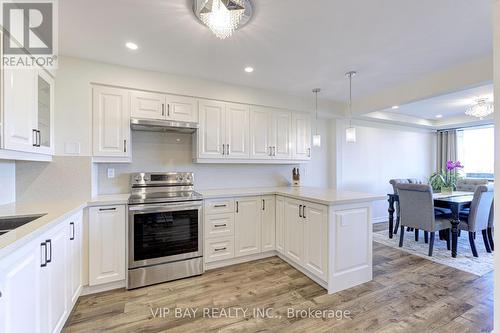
[436,130,458,172]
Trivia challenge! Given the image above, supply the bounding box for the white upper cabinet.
[2,67,54,156]
[197,100,250,160]
[292,112,312,160]
[249,106,272,159]
[92,86,131,158]
[165,95,198,123]
[130,91,165,120]
[35,70,55,155]
[198,100,225,159]
[131,91,197,123]
[3,68,36,153]
[272,110,292,159]
[225,103,249,159]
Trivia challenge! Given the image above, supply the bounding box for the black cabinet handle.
[161,103,165,116]
[214,224,227,228]
[214,204,227,208]
[124,139,127,153]
[40,242,47,267]
[214,247,227,252]
[262,199,265,211]
[70,222,75,240]
[32,129,38,147]
[46,239,52,263]
[99,207,117,211]
[236,201,239,213]
[303,205,306,219]
[37,130,41,147]
[299,205,302,218]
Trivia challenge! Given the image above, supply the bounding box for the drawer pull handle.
[99,207,117,211]
[214,204,227,208]
[214,247,227,252]
[214,224,227,228]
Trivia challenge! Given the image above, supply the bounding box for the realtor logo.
[1,0,58,68]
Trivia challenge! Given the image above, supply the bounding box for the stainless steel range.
[127,172,204,289]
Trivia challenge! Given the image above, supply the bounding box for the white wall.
[0,161,15,204]
[97,120,332,194]
[54,56,343,157]
[335,119,436,222]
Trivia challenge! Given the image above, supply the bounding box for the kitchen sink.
[0,214,46,235]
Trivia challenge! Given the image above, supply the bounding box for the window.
[457,126,494,179]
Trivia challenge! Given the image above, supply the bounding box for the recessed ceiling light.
[125,42,138,50]
[244,66,254,73]
[435,114,443,118]
[391,105,399,109]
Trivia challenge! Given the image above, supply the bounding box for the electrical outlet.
[107,168,115,179]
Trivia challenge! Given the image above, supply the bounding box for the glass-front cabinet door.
[35,70,54,154]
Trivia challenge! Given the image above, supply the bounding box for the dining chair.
[487,200,494,251]
[389,179,410,235]
[456,178,489,192]
[396,183,451,256]
[458,184,494,257]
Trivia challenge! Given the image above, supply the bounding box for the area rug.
[373,229,494,276]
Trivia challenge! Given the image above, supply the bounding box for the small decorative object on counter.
[292,168,300,187]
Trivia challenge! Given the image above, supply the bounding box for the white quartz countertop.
[0,194,130,259]
[199,186,385,206]
[0,187,384,258]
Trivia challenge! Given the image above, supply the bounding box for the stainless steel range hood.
[130,118,199,134]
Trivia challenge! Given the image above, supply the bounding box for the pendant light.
[345,71,357,143]
[312,88,321,147]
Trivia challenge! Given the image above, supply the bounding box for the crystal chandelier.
[465,98,494,119]
[195,0,251,39]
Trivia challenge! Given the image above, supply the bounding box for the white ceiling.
[59,0,492,102]
[384,84,494,120]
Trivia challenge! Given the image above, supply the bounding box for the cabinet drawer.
[205,237,234,263]
[205,213,234,239]
[204,199,235,214]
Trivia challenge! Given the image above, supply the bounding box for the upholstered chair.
[456,178,489,192]
[389,179,411,235]
[396,183,452,256]
[487,200,494,251]
[458,184,494,257]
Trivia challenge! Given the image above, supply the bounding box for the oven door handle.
[129,201,203,212]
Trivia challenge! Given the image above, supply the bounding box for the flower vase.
[440,186,453,195]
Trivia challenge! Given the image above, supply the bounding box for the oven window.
[133,209,198,261]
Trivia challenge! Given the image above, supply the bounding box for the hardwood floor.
[64,224,493,333]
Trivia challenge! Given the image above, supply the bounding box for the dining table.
[387,191,473,258]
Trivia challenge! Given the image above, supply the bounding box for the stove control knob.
[143,176,150,182]
[134,175,142,182]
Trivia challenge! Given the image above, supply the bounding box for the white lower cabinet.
[261,196,276,252]
[0,239,42,333]
[0,209,83,333]
[205,236,235,263]
[275,196,285,254]
[234,197,262,257]
[88,205,126,286]
[68,211,83,306]
[283,197,328,281]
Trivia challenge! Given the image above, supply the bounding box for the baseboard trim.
[205,251,276,270]
[81,280,125,296]
[372,216,388,224]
